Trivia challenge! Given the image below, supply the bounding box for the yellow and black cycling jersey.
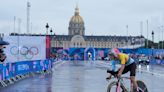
[117,53,134,66]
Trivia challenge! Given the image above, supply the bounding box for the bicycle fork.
[116,82,121,92]
[116,79,128,92]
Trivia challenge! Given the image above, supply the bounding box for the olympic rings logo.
[10,46,39,59]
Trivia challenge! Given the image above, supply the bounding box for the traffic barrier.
[0,59,54,88]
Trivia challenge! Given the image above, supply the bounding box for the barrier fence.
[0,59,53,81]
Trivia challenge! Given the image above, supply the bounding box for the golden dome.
[70,6,84,23]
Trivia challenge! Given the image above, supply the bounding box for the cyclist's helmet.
[108,48,120,58]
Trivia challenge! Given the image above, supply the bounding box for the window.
[116,43,118,47]
[76,24,78,27]
[74,43,75,47]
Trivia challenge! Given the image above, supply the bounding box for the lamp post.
[151,31,154,60]
[152,31,154,47]
[126,25,128,48]
[158,27,160,49]
[45,23,49,35]
[146,20,149,49]
[140,21,143,47]
[50,28,53,35]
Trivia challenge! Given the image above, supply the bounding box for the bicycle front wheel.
[107,81,125,92]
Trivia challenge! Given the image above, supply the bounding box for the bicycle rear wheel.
[135,80,148,92]
[107,81,126,92]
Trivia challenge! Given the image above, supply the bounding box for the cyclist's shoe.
[136,91,142,92]
[138,90,142,92]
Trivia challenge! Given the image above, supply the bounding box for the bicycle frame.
[108,76,146,92]
[107,76,131,92]
[118,77,129,92]
[116,79,121,92]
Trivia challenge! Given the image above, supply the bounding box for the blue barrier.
[0,59,53,81]
[15,61,33,75]
[0,64,3,81]
[3,63,10,80]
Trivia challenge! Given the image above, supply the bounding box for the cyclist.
[107,48,139,92]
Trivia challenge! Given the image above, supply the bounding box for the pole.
[18,18,21,34]
[158,27,160,49]
[17,18,21,61]
[31,22,32,34]
[140,21,143,46]
[140,21,143,36]
[151,31,154,72]
[46,23,49,35]
[162,26,164,49]
[27,1,30,34]
[50,28,53,35]
[14,16,16,33]
[147,20,149,48]
[152,31,154,48]
[126,25,128,48]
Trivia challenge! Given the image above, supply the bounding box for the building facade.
[51,6,145,49]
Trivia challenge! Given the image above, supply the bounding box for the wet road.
[0,61,164,92]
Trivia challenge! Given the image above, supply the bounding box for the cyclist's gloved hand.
[117,73,122,78]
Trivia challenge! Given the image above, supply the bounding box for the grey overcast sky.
[1,0,164,42]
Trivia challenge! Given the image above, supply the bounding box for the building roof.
[69,6,84,24]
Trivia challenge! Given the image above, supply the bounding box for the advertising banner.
[0,59,53,81]
[15,61,33,75]
[1,63,10,80]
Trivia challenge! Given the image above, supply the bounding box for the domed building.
[68,6,85,36]
[50,6,145,49]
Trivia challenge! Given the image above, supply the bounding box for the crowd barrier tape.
[0,59,53,81]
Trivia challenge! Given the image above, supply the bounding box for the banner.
[15,61,33,75]
[4,36,46,62]
[0,59,53,81]
[2,63,11,80]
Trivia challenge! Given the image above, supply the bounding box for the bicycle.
[106,70,148,92]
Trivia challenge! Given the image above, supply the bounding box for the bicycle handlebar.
[106,70,130,80]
